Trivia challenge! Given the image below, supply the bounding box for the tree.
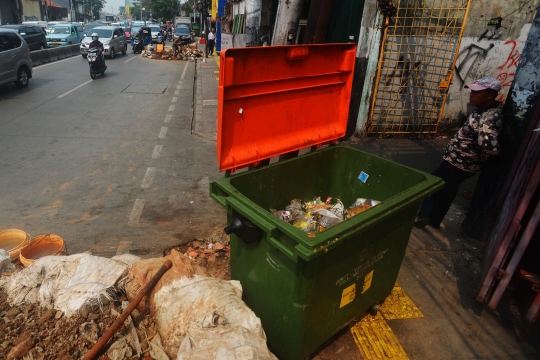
[151,0,181,22]
[181,1,193,15]
[85,0,106,20]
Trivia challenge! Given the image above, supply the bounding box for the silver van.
[0,29,33,89]
[80,26,127,58]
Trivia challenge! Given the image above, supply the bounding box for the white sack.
[2,253,138,317]
[154,275,276,360]
[0,249,13,272]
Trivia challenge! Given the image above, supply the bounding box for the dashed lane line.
[180,62,189,80]
[164,114,171,123]
[169,105,175,111]
[128,199,145,225]
[152,145,162,159]
[141,167,156,188]
[172,97,177,103]
[124,56,137,63]
[158,127,168,139]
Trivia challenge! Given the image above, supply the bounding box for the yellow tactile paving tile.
[377,284,424,320]
[351,319,409,359]
[350,284,421,359]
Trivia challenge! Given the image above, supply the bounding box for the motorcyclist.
[89,33,106,69]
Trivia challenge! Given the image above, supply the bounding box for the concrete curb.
[30,44,80,67]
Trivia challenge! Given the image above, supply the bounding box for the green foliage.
[151,0,180,22]
[86,0,106,20]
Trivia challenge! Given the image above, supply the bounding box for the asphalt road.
[0,53,225,257]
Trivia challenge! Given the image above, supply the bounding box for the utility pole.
[271,0,305,45]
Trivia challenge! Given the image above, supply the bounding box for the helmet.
[91,33,99,41]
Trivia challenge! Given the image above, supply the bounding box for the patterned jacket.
[443,103,503,173]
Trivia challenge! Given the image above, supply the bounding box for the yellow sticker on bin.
[362,270,374,294]
[340,283,356,308]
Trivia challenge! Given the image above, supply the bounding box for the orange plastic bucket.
[157,43,164,53]
[0,229,31,261]
[19,234,66,267]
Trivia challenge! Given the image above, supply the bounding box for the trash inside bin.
[210,44,444,360]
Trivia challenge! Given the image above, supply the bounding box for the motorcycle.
[166,32,173,42]
[87,48,106,80]
[132,37,144,54]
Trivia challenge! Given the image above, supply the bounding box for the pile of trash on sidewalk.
[141,44,204,61]
[272,197,381,233]
[0,228,277,360]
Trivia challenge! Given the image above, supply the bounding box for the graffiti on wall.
[454,38,522,101]
[495,40,522,99]
[455,43,495,85]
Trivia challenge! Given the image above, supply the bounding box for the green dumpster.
[210,44,444,360]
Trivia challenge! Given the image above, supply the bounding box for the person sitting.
[89,33,106,69]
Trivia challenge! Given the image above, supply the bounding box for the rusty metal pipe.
[83,259,173,360]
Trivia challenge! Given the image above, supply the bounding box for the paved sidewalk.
[192,53,540,359]
[193,53,219,142]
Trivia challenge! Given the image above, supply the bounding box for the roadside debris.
[272,197,381,233]
[0,229,275,359]
[141,44,204,61]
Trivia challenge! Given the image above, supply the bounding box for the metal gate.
[368,0,471,134]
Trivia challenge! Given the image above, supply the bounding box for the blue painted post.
[216,0,226,54]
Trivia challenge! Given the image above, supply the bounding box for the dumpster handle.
[226,197,299,263]
[210,192,227,208]
[267,236,298,263]
[210,182,229,208]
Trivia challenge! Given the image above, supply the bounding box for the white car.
[80,26,127,59]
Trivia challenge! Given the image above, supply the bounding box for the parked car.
[0,24,47,51]
[80,26,127,59]
[173,25,192,45]
[0,29,32,88]
[46,23,84,46]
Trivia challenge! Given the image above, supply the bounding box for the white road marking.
[58,80,93,98]
[164,114,171,123]
[176,84,181,89]
[34,56,78,69]
[152,145,162,159]
[169,105,175,111]
[128,199,145,225]
[159,127,168,139]
[141,167,156,188]
[172,97,177,102]
[174,90,179,95]
[181,62,188,79]
[124,56,137,63]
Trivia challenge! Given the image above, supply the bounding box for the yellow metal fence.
[369,0,471,134]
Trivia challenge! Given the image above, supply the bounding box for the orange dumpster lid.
[217,43,356,171]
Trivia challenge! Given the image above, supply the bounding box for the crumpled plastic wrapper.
[271,197,381,233]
